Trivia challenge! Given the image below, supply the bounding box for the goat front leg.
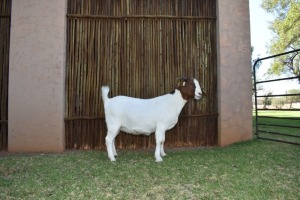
[112,138,118,156]
[155,130,165,162]
[160,133,166,157]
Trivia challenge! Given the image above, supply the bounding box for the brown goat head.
[177,77,196,100]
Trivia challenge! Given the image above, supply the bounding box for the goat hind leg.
[105,128,119,161]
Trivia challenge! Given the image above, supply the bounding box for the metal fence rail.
[253,49,300,145]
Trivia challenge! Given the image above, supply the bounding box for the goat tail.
[101,86,110,104]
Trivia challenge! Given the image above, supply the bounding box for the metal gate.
[0,0,11,151]
[253,49,300,145]
[65,0,218,149]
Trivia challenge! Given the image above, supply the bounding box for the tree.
[261,0,300,81]
[252,47,263,96]
[272,97,285,108]
[286,89,300,108]
[263,91,273,109]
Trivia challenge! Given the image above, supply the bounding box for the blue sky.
[250,0,274,58]
[249,0,299,94]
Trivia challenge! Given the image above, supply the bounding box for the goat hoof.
[155,157,163,162]
[161,153,167,157]
[109,157,116,162]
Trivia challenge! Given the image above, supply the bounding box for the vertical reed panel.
[65,0,217,149]
[0,0,11,151]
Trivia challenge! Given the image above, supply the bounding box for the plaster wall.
[8,0,67,152]
[217,0,253,146]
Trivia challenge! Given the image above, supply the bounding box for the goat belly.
[166,119,179,130]
[120,125,155,135]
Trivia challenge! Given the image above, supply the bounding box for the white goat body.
[102,78,202,162]
[102,88,186,135]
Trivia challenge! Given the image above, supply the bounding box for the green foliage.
[263,91,273,108]
[261,0,300,79]
[270,89,300,108]
[272,96,286,108]
[287,89,300,107]
[252,47,263,95]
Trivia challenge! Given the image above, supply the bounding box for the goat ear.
[177,77,188,82]
[177,77,186,87]
[177,77,188,84]
[177,77,187,87]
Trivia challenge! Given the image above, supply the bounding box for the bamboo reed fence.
[65,0,218,149]
[0,0,11,151]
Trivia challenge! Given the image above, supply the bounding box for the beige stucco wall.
[217,0,253,146]
[8,0,67,152]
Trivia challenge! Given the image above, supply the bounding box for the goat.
[101,77,203,162]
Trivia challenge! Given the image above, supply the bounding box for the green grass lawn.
[254,110,300,118]
[1,140,299,199]
[253,110,300,144]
